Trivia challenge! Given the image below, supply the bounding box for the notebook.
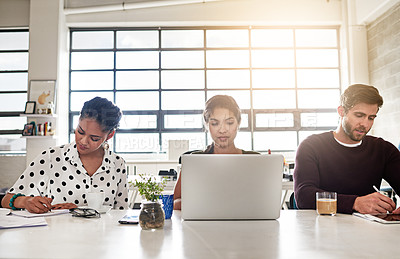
[181,154,284,220]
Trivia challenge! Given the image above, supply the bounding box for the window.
[0,30,29,153]
[69,27,340,153]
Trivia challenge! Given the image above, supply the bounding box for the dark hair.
[80,97,122,132]
[340,84,383,112]
[203,95,241,125]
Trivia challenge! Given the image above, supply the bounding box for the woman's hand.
[51,203,77,210]
[22,196,53,214]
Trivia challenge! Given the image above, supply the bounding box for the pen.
[37,187,51,211]
[373,185,380,193]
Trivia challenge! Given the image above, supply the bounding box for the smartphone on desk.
[118,214,139,224]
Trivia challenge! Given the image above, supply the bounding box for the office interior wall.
[0,0,29,28]
[367,3,400,146]
[0,156,26,189]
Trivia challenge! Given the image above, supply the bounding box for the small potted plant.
[132,174,167,230]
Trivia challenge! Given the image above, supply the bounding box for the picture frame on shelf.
[24,101,36,114]
[22,123,34,136]
[28,80,56,112]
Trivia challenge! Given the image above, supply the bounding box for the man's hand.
[353,192,396,214]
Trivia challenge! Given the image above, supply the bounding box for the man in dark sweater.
[294,84,400,214]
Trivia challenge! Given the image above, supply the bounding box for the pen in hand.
[37,187,51,212]
[373,185,380,193]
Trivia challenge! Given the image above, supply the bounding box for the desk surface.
[1,210,399,258]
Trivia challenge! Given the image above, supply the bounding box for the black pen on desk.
[37,187,51,211]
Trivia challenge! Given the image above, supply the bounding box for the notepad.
[353,212,400,224]
[11,209,70,218]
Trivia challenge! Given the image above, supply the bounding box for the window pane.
[206,50,249,68]
[297,69,340,88]
[162,132,206,152]
[116,51,159,69]
[299,130,325,144]
[240,113,249,129]
[253,131,297,151]
[71,52,114,70]
[117,91,159,110]
[71,71,113,90]
[0,135,26,152]
[256,113,294,127]
[298,89,340,109]
[0,32,29,50]
[162,30,203,48]
[207,90,250,109]
[70,92,114,111]
[296,50,338,67]
[296,29,337,47]
[0,73,28,91]
[0,53,29,70]
[252,70,295,89]
[207,70,250,89]
[164,114,203,129]
[72,31,113,49]
[117,30,158,48]
[162,71,204,89]
[251,29,293,47]
[116,133,159,152]
[206,30,249,47]
[117,71,159,90]
[162,91,204,110]
[0,117,26,130]
[252,90,296,109]
[162,51,204,69]
[234,132,252,151]
[120,115,157,129]
[252,50,294,68]
[0,93,26,111]
[301,113,338,127]
[72,115,79,130]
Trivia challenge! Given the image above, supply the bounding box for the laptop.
[181,154,283,220]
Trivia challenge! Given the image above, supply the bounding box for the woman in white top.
[1,97,128,213]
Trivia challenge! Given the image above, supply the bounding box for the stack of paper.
[0,208,47,229]
[0,208,70,229]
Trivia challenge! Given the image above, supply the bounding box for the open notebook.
[181,154,284,220]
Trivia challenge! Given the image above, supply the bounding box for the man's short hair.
[340,84,383,112]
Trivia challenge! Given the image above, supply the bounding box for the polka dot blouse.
[8,141,128,210]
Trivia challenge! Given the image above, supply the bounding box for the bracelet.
[9,193,25,210]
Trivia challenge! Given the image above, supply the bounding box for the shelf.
[21,135,55,139]
[20,114,57,118]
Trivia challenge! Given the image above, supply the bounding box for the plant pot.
[139,201,165,230]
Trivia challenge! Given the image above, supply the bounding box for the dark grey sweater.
[294,131,400,214]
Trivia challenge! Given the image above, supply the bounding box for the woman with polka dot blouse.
[1,97,129,213]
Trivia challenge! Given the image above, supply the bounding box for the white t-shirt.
[8,141,128,209]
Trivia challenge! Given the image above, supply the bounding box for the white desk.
[1,210,399,258]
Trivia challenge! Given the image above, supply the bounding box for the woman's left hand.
[51,203,77,210]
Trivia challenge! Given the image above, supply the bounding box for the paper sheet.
[0,208,47,229]
[11,209,70,218]
[353,212,400,224]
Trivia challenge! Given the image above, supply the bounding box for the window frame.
[69,26,341,153]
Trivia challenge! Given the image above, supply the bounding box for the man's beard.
[343,120,369,142]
